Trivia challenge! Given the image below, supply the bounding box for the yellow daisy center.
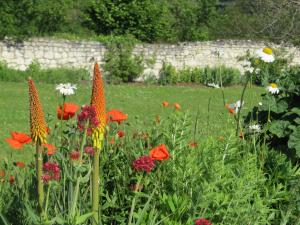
[270,83,278,88]
[263,47,273,55]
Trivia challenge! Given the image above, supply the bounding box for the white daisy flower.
[207,83,220,89]
[256,47,275,63]
[266,83,279,94]
[56,83,77,96]
[249,124,261,133]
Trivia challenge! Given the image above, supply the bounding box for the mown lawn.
[0,81,264,161]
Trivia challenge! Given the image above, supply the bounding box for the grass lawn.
[0,81,264,162]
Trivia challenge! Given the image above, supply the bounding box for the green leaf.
[269,120,290,138]
[75,212,94,224]
[288,126,300,157]
[261,95,288,113]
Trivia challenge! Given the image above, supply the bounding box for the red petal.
[5,138,23,150]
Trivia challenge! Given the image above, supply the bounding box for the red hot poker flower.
[194,218,212,225]
[107,109,128,124]
[57,102,79,120]
[132,155,155,173]
[149,144,170,161]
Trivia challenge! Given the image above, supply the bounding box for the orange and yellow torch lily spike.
[90,63,106,225]
[28,77,47,216]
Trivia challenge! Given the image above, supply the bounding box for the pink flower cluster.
[84,146,94,156]
[42,162,60,183]
[77,106,99,130]
[132,155,155,173]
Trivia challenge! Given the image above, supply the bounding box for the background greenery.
[1,0,300,44]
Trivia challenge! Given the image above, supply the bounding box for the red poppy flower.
[15,162,25,168]
[107,109,128,124]
[174,103,181,110]
[43,144,56,156]
[117,130,125,138]
[162,101,169,107]
[5,132,32,150]
[149,144,170,161]
[194,218,212,225]
[57,102,79,120]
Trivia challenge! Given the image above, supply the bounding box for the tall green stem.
[236,75,250,136]
[36,142,44,217]
[92,150,100,225]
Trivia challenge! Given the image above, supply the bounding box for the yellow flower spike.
[263,47,273,55]
[28,78,47,144]
[90,63,106,149]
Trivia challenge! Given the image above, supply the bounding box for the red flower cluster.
[117,130,125,138]
[70,151,80,161]
[42,162,60,183]
[132,156,155,173]
[194,218,212,225]
[84,146,94,156]
[77,105,99,130]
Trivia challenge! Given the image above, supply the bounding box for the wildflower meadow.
[1,46,300,225]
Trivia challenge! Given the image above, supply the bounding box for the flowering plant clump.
[194,218,212,225]
[132,155,155,173]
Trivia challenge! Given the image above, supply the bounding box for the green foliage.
[0,61,89,84]
[244,66,300,160]
[103,36,149,83]
[158,63,241,86]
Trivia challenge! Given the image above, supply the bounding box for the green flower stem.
[236,75,250,136]
[92,149,100,225]
[45,182,52,219]
[36,142,44,217]
[60,95,66,144]
[128,175,143,225]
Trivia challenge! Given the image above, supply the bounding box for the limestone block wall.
[0,38,299,77]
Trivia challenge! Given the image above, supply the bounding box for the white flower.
[256,47,275,63]
[242,61,254,73]
[56,83,77,96]
[207,82,220,89]
[234,100,244,113]
[266,83,279,94]
[258,102,262,106]
[255,68,261,74]
[249,124,261,133]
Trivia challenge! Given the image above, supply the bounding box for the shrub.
[158,63,241,86]
[0,60,89,83]
[103,36,150,83]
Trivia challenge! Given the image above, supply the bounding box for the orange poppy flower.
[107,109,128,124]
[57,102,79,120]
[5,138,23,150]
[173,103,181,110]
[162,101,169,107]
[11,132,32,144]
[43,143,56,156]
[15,162,25,168]
[225,104,235,114]
[149,144,170,161]
[5,132,32,150]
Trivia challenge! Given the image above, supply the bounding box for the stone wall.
[0,38,299,77]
